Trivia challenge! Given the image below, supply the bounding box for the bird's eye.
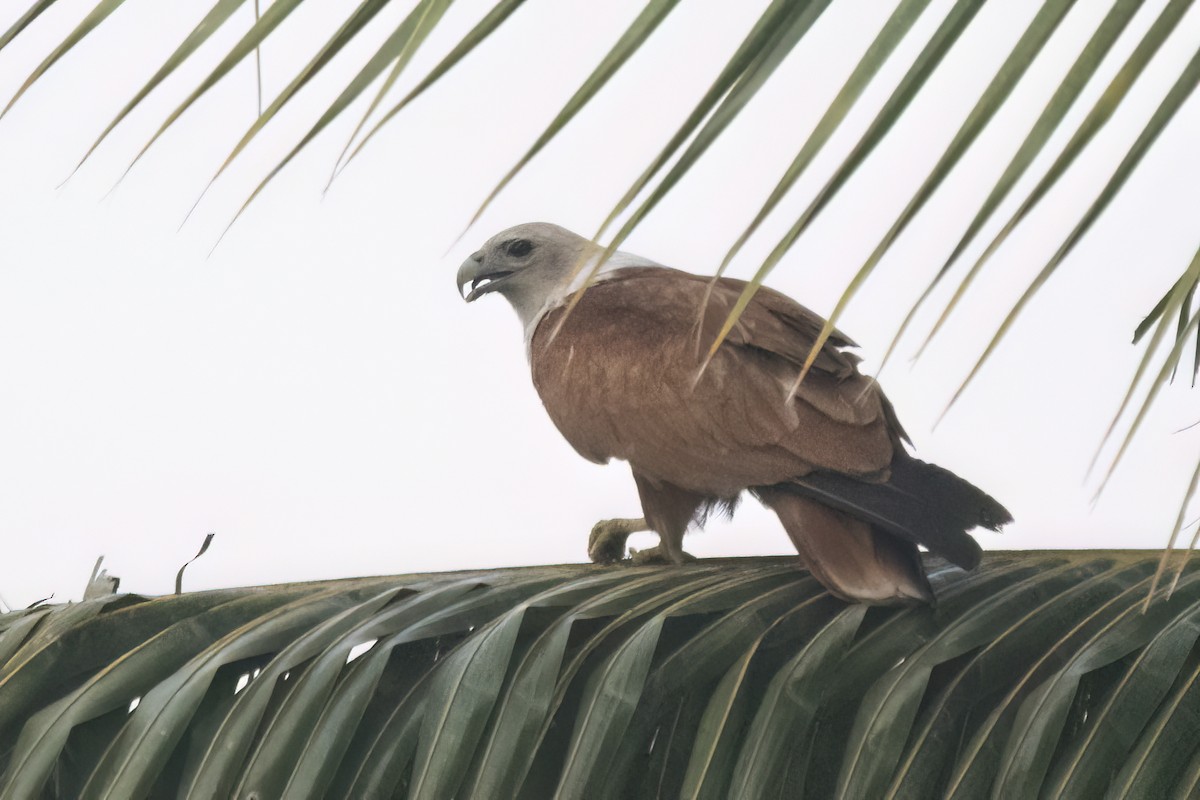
[505,239,534,258]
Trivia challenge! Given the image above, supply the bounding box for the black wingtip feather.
[778,453,1011,572]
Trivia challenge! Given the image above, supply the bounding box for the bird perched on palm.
[458,223,1010,605]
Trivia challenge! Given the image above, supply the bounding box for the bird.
[456,222,1011,605]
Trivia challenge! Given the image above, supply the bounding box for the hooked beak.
[457,252,513,303]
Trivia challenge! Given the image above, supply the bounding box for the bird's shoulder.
[567,266,862,378]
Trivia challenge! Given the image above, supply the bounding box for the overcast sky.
[1,0,1198,608]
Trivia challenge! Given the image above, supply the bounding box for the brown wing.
[529,267,901,495]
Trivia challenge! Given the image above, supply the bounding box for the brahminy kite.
[457,222,1010,605]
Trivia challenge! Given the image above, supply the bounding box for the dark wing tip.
[977,493,1015,531]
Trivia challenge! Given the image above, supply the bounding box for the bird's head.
[456,222,591,310]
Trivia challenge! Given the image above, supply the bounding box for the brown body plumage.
[458,223,1011,605]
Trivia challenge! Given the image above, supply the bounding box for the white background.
[1,0,1198,608]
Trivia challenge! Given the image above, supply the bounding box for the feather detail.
[522,253,660,358]
[779,452,1012,571]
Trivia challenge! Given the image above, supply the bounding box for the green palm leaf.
[286,572,559,798]
[467,0,683,227]
[700,0,986,367]
[943,40,1200,416]
[3,555,1199,796]
[717,0,935,276]
[1,0,128,118]
[882,558,1141,798]
[808,0,1083,381]
[407,574,621,800]
[3,0,1196,472]
[1043,594,1200,798]
[0,0,58,52]
[884,0,1147,367]
[178,580,474,798]
[75,582,398,799]
[679,637,757,800]
[70,0,249,178]
[921,0,1195,355]
[992,572,1200,796]
[838,560,1089,798]
[727,601,865,798]
[942,570,1160,798]
[0,587,320,798]
[596,0,834,257]
[336,0,528,181]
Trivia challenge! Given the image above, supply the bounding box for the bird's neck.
[520,251,660,358]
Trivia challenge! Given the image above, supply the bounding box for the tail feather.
[756,487,934,606]
[783,453,1012,571]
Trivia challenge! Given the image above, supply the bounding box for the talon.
[588,517,645,564]
[630,545,696,566]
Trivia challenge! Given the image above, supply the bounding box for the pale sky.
[1,0,1198,609]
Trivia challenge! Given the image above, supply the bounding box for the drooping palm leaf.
[795,0,1085,384]
[918,0,1197,359]
[192,0,394,203]
[1,0,1197,492]
[335,0,528,184]
[699,0,987,369]
[1,0,129,118]
[882,0,1148,368]
[0,0,57,52]
[1093,245,1200,483]
[218,0,456,237]
[1092,303,1200,495]
[3,554,1200,797]
[716,0,935,276]
[595,0,834,254]
[465,0,683,228]
[121,0,307,184]
[940,41,1200,417]
[69,0,249,179]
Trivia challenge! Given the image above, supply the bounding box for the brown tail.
[755,487,934,606]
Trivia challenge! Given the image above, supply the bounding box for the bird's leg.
[588,517,647,564]
[630,473,703,566]
[631,519,689,565]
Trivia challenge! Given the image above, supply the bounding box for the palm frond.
[1,0,1196,488]
[336,0,528,183]
[941,40,1200,417]
[220,0,455,238]
[3,555,1200,797]
[1,0,128,118]
[884,0,1149,368]
[717,0,935,277]
[916,0,1195,361]
[1095,245,1200,480]
[0,0,58,52]
[701,0,987,367]
[800,0,1084,384]
[466,0,682,228]
[69,0,249,181]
